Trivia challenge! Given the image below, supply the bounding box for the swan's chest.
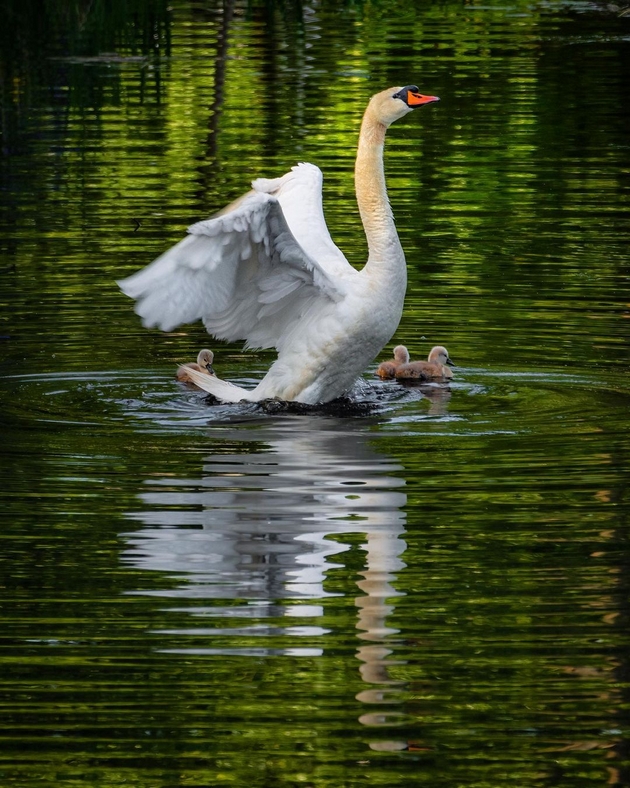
[263,277,405,402]
[346,278,405,342]
[294,294,402,402]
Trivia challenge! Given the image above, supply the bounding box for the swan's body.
[375,345,411,379]
[395,345,454,381]
[118,86,439,404]
[176,349,215,384]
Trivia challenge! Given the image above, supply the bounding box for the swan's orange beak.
[407,91,440,106]
[393,86,440,108]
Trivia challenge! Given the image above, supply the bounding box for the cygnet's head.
[393,345,410,364]
[197,348,214,370]
[428,345,454,366]
[369,85,440,127]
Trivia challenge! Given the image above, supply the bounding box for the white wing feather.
[182,366,252,403]
[253,162,352,278]
[118,173,353,350]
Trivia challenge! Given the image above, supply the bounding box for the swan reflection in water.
[121,415,422,750]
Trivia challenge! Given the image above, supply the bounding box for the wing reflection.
[121,415,411,748]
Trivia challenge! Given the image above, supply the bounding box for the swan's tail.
[180,367,251,403]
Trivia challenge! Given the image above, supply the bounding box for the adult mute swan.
[375,345,411,379]
[176,348,215,384]
[395,345,454,381]
[118,85,439,404]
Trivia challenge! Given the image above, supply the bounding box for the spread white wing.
[118,163,357,351]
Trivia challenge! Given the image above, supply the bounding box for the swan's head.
[197,348,215,372]
[428,345,454,366]
[370,85,440,127]
[393,345,410,364]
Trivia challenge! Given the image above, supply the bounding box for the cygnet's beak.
[446,358,455,367]
[207,365,215,375]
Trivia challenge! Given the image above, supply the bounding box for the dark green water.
[1,1,630,785]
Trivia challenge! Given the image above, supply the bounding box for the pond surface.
[1,0,630,785]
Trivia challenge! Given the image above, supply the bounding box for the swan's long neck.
[355,110,405,279]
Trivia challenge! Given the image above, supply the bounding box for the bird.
[395,345,454,381]
[375,345,411,379]
[117,85,440,404]
[176,348,215,384]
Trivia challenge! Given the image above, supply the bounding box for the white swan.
[118,85,439,404]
